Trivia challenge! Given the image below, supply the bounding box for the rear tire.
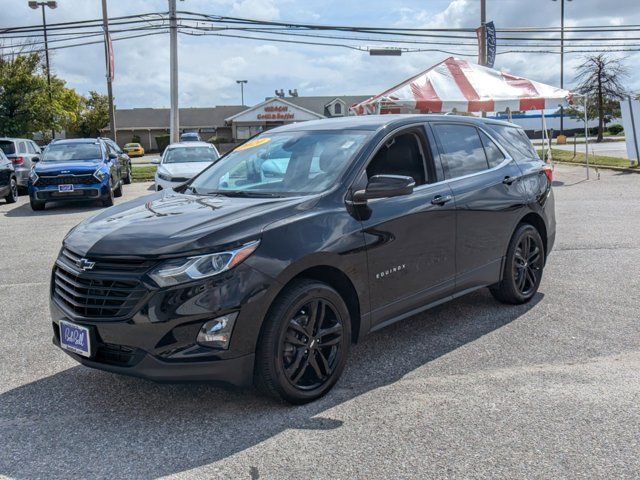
[5,177,18,203]
[490,223,545,305]
[254,279,351,404]
[30,198,45,211]
[102,181,115,207]
[123,164,132,185]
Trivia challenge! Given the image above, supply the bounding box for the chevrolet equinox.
[51,115,555,404]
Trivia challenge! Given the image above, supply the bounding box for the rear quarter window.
[489,125,539,161]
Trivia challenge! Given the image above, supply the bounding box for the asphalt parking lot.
[1,164,639,479]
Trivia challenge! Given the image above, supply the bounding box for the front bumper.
[155,175,186,191]
[49,257,274,386]
[29,181,110,202]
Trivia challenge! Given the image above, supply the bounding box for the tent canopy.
[350,57,573,115]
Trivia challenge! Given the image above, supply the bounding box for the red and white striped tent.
[350,57,573,115]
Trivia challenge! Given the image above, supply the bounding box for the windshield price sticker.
[235,138,271,151]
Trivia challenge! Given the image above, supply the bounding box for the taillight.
[12,156,24,166]
[542,165,553,183]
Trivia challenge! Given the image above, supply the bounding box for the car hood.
[64,190,315,257]
[158,162,213,179]
[36,160,102,175]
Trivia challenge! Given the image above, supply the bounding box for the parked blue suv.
[28,138,126,211]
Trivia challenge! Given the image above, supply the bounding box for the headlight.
[93,168,107,182]
[157,172,172,181]
[29,170,39,184]
[148,240,260,287]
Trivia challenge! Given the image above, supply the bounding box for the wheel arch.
[518,212,548,258]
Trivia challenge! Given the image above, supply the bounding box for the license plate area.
[58,184,74,192]
[59,320,92,357]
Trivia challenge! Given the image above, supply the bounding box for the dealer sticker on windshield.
[235,137,270,151]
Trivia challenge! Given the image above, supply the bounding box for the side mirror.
[108,152,117,160]
[32,156,40,163]
[151,158,160,165]
[352,174,415,204]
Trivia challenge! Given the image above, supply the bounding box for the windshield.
[42,143,102,162]
[0,141,15,155]
[188,130,370,196]
[163,146,219,164]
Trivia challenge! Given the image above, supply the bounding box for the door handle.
[502,176,517,185]
[431,194,452,206]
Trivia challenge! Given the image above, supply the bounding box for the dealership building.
[105,95,370,151]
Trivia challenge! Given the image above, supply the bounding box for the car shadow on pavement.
[2,200,105,217]
[0,289,542,479]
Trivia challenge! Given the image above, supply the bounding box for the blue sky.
[2,0,639,108]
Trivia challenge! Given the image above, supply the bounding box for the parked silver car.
[0,138,42,188]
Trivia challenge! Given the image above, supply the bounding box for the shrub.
[155,134,170,153]
[607,123,624,135]
[131,134,141,144]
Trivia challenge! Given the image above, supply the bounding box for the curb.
[552,160,640,174]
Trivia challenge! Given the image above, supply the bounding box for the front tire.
[30,198,45,210]
[5,177,18,203]
[490,223,545,304]
[102,180,115,207]
[255,279,351,404]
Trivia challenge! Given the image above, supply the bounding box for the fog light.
[196,312,238,349]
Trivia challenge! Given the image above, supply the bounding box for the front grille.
[60,248,155,273]
[53,265,146,318]
[36,174,97,186]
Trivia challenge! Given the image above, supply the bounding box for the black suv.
[51,115,555,403]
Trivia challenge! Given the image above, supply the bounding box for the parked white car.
[154,142,220,191]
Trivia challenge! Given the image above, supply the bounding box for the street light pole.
[29,1,57,139]
[169,0,179,144]
[101,0,117,143]
[236,80,248,106]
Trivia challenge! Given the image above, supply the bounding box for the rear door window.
[479,130,505,168]
[17,141,27,154]
[432,124,488,179]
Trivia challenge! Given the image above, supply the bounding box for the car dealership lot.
[0,165,639,479]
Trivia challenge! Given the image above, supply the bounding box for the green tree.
[573,54,628,142]
[76,91,110,137]
[0,53,83,138]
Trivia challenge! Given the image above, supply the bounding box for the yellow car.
[124,143,145,157]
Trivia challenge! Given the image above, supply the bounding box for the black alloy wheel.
[255,279,351,404]
[5,177,18,203]
[513,231,543,297]
[490,223,544,305]
[280,299,344,390]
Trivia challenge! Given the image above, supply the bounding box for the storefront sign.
[257,105,295,120]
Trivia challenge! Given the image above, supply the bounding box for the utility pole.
[553,0,572,134]
[480,0,486,67]
[101,0,117,142]
[169,0,179,143]
[480,0,487,118]
[236,80,248,106]
[29,1,57,139]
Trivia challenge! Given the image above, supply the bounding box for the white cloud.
[1,0,638,108]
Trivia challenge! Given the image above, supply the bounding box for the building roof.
[278,95,372,115]
[113,106,247,129]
